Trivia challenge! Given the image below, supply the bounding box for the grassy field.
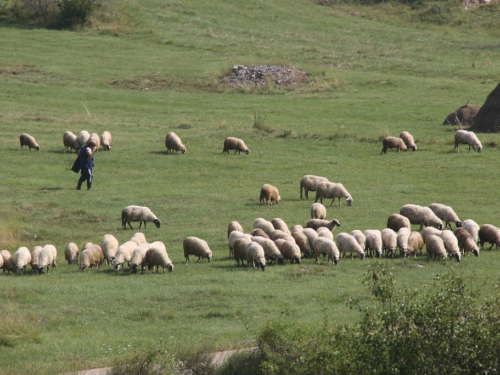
[1,0,500,373]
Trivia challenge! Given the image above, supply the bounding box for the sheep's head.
[477,144,482,152]
[206,253,212,262]
[154,219,161,228]
[453,253,461,262]
[259,262,265,271]
[472,248,479,257]
[358,252,365,260]
[436,223,443,230]
[245,149,250,155]
[333,257,339,265]
[456,221,462,228]
[277,257,284,265]
[346,197,353,207]
[294,257,301,264]
[168,264,174,272]
[181,146,186,154]
[331,219,341,229]
[37,267,44,274]
[131,264,138,274]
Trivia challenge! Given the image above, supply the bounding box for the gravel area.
[221,65,308,88]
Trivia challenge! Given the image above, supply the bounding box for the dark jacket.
[78,145,94,170]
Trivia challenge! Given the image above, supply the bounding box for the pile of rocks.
[222,65,308,88]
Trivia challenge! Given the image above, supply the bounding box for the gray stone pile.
[222,65,307,88]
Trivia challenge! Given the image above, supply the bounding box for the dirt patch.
[0,65,41,75]
[221,65,308,88]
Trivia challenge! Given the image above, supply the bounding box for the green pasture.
[1,0,500,373]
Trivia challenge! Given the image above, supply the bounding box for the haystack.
[472,82,500,133]
[442,103,480,126]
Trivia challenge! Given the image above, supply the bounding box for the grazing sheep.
[269,230,295,243]
[251,228,270,239]
[397,227,411,257]
[19,133,40,151]
[101,131,112,151]
[0,251,3,270]
[454,130,482,153]
[251,237,284,264]
[30,246,43,272]
[301,228,319,258]
[310,202,327,220]
[13,247,31,274]
[222,137,249,154]
[88,133,101,151]
[233,237,252,266]
[400,204,443,231]
[292,224,304,233]
[112,240,137,271]
[429,203,462,230]
[351,230,367,251]
[387,214,411,233]
[407,231,424,258]
[364,230,383,258]
[253,218,275,236]
[37,245,57,274]
[271,218,290,234]
[183,236,213,263]
[101,234,119,265]
[228,221,244,238]
[1,250,15,274]
[228,231,252,257]
[300,175,329,200]
[315,182,353,207]
[337,232,365,260]
[381,228,398,258]
[317,227,334,241]
[426,235,447,260]
[130,232,147,245]
[130,243,151,274]
[462,219,480,244]
[246,242,266,271]
[63,131,78,153]
[400,131,417,151]
[260,184,281,205]
[274,239,287,253]
[381,136,407,154]
[121,205,160,229]
[478,224,500,250]
[291,228,313,258]
[64,242,80,265]
[165,132,186,154]
[280,240,301,264]
[422,227,443,243]
[76,130,90,150]
[306,219,341,232]
[454,228,479,257]
[145,241,173,272]
[80,244,103,271]
[313,237,340,264]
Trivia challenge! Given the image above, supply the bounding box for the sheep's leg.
[488,243,494,250]
[127,222,134,230]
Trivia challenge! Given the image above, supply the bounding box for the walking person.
[76,140,96,190]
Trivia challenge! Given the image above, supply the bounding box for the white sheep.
[312,237,340,264]
[301,228,319,258]
[13,247,32,274]
[440,230,461,262]
[19,133,40,151]
[101,234,119,265]
[428,203,462,230]
[422,226,443,243]
[306,219,341,232]
[364,230,383,258]
[183,236,213,263]
[310,202,327,219]
[280,240,301,264]
[63,131,78,153]
[101,131,112,151]
[337,232,365,260]
[30,246,43,272]
[145,241,174,272]
[80,244,103,271]
[397,227,411,257]
[291,228,313,258]
[76,130,90,150]
[407,231,424,258]
[317,227,334,241]
[269,229,295,242]
[271,218,290,234]
[381,136,407,154]
[400,204,443,231]
[454,228,479,257]
[233,236,252,266]
[112,240,137,271]
[37,244,57,274]
[454,130,482,153]
[246,242,266,271]
[350,230,367,251]
[0,250,15,274]
[462,219,480,244]
[222,137,249,154]
[121,205,160,229]
[426,235,447,260]
[228,221,244,238]
[253,218,275,236]
[130,242,151,273]
[300,175,329,200]
[64,242,80,265]
[165,132,186,154]
[228,231,252,256]
[400,131,417,151]
[0,251,3,271]
[315,182,353,207]
[251,237,284,265]
[381,228,397,258]
[260,184,281,205]
[88,132,101,151]
[130,232,147,245]
[478,224,500,250]
[387,214,411,233]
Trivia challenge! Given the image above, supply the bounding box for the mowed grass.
[1,0,500,373]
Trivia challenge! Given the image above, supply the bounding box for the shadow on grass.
[39,187,63,191]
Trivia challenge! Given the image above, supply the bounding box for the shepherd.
[76,140,96,190]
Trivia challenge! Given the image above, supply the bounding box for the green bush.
[57,0,95,28]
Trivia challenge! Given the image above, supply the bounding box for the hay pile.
[443,103,481,126]
[472,82,500,133]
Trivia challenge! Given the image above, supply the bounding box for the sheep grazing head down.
[153,219,161,228]
[37,267,44,275]
[167,264,174,272]
[346,197,353,207]
[258,261,265,271]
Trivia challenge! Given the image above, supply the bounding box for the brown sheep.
[454,227,479,257]
[478,224,500,250]
[306,219,340,232]
[381,136,407,154]
[387,214,411,233]
[260,184,281,205]
[222,137,249,154]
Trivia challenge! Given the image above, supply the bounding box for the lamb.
[280,240,301,264]
[337,232,365,260]
[0,250,15,274]
[312,237,340,264]
[454,130,482,153]
[228,231,252,257]
[428,203,462,230]
[19,133,40,151]
[381,136,407,154]
[246,242,266,271]
[253,218,275,236]
[260,184,281,205]
[462,219,480,244]
[64,242,80,265]
[454,228,479,257]
[397,227,411,257]
[422,226,443,243]
[300,175,329,200]
[233,236,252,266]
[145,241,174,272]
[400,204,443,230]
[183,236,213,263]
[101,131,112,151]
[291,228,313,258]
[407,231,424,258]
[13,247,31,274]
[381,228,398,258]
[251,237,284,264]
[387,214,411,233]
[271,218,290,234]
[37,244,57,274]
[426,235,447,260]
[350,230,366,251]
[251,228,270,239]
[121,205,160,229]
[112,240,137,271]
[478,224,500,250]
[306,219,340,231]
[228,221,244,238]
[315,182,353,207]
[80,244,103,271]
[30,246,43,271]
[165,132,186,154]
[63,131,78,153]
[130,232,147,245]
[76,130,90,150]
[88,133,101,151]
[222,137,249,154]
[310,202,327,219]
[364,230,383,258]
[399,131,417,151]
[317,227,334,241]
[130,243,151,273]
[101,234,119,265]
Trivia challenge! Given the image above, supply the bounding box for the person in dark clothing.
[76,141,96,190]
